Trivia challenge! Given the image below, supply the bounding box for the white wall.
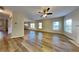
[64,8,79,43]
[11,12,24,38]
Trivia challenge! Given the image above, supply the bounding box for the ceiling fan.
[38,8,53,17]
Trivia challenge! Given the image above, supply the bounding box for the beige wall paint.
[11,12,24,38]
[64,8,79,43]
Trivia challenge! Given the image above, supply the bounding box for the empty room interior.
[0,6,79,52]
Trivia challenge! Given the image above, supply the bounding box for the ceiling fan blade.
[40,15,43,17]
[0,6,4,10]
[47,8,50,12]
[47,13,53,15]
[43,9,46,14]
[38,12,44,14]
[38,12,41,13]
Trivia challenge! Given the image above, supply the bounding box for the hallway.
[0,30,79,52]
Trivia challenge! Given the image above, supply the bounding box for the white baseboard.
[28,29,64,35]
[62,33,79,47]
[69,40,79,47]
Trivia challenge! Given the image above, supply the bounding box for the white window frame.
[38,22,42,29]
[24,23,28,26]
[30,23,35,29]
[64,19,72,33]
[53,21,60,30]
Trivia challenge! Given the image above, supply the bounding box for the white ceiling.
[5,6,79,21]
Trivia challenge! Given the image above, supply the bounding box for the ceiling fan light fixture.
[38,7,52,18]
[43,14,47,17]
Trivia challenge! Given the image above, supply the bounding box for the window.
[24,23,28,26]
[30,23,35,29]
[64,19,72,33]
[38,22,42,29]
[53,21,60,30]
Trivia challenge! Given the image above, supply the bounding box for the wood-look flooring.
[0,30,79,52]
